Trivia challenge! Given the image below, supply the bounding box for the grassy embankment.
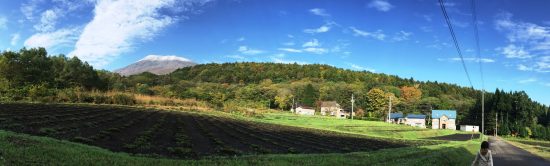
[0,106,481,165]
[502,136,550,160]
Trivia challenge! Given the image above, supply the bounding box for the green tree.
[366,88,387,119]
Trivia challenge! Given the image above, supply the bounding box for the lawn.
[0,130,480,166]
[503,136,550,160]
[248,112,464,140]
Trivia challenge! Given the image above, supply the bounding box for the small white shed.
[295,106,315,116]
[460,125,479,132]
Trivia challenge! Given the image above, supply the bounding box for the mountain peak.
[140,55,191,62]
[114,55,196,76]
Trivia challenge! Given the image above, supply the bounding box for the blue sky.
[0,0,549,105]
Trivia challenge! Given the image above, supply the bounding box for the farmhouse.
[460,125,479,132]
[431,110,457,130]
[320,101,347,118]
[404,114,426,128]
[388,112,405,124]
[295,106,315,116]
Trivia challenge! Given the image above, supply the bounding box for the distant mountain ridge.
[114,55,196,76]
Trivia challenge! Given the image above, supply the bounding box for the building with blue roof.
[405,114,426,128]
[431,110,457,130]
[388,112,404,124]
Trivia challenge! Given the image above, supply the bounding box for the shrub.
[111,93,136,105]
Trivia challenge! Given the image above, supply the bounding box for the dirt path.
[489,136,549,166]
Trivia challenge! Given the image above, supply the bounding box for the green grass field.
[0,106,482,165]
[0,130,480,166]
[503,136,550,160]
[247,112,463,140]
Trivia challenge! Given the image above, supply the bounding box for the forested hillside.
[1,47,549,139]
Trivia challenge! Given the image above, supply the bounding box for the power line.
[470,0,486,136]
[438,0,474,88]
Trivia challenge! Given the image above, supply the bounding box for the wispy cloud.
[69,0,212,68]
[10,33,20,46]
[24,27,80,51]
[392,31,413,41]
[304,25,330,34]
[309,8,330,17]
[0,16,7,29]
[519,78,537,84]
[302,39,320,47]
[495,12,550,72]
[278,48,302,53]
[368,0,394,12]
[517,64,532,71]
[438,57,495,63]
[236,37,245,42]
[238,46,265,55]
[226,54,245,60]
[349,27,385,40]
[34,9,60,32]
[348,63,375,72]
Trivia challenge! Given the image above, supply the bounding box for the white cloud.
[302,39,320,47]
[11,33,20,46]
[278,48,302,53]
[24,27,80,51]
[271,57,308,65]
[368,0,394,12]
[438,57,495,63]
[226,54,245,60]
[302,47,328,54]
[140,54,191,62]
[349,63,375,72]
[517,64,532,71]
[0,16,7,29]
[519,78,537,84]
[238,46,264,55]
[69,0,210,68]
[497,44,532,59]
[34,9,60,32]
[309,8,330,17]
[287,34,294,38]
[236,37,245,41]
[392,31,413,41]
[304,25,330,34]
[349,27,385,40]
[20,0,41,20]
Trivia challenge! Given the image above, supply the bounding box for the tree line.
[1,47,548,140]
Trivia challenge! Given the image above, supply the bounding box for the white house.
[320,101,347,118]
[431,110,457,130]
[404,114,426,128]
[460,125,479,132]
[295,106,315,116]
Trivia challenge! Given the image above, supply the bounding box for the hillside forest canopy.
[1,47,549,139]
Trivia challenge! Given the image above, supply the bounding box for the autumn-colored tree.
[366,88,387,119]
[400,85,422,102]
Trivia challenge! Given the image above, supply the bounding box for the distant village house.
[431,110,457,130]
[295,106,315,116]
[460,125,479,132]
[388,112,405,124]
[404,114,426,128]
[320,101,348,118]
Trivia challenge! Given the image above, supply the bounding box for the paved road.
[488,136,549,166]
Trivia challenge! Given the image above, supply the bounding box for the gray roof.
[320,101,340,107]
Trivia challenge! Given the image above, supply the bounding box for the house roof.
[431,110,457,119]
[390,112,403,119]
[320,101,340,107]
[406,114,426,119]
[297,106,314,110]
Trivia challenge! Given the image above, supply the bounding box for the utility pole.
[496,113,499,136]
[482,89,485,136]
[351,94,355,120]
[388,96,392,123]
[292,97,295,113]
